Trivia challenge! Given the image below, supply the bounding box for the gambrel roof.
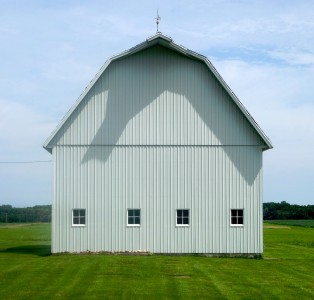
[43,33,272,151]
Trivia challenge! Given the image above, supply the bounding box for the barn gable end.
[44,34,272,151]
[44,34,272,255]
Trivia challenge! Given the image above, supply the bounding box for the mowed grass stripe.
[0,223,313,299]
[272,261,314,298]
[43,257,91,299]
[162,257,226,299]
[194,259,280,299]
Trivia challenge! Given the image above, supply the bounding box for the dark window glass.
[73,209,86,226]
[128,209,140,225]
[177,209,189,226]
[231,217,237,224]
[231,209,243,225]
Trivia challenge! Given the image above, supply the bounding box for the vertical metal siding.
[50,44,264,254]
[52,145,263,254]
[49,45,263,148]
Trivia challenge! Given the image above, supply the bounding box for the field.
[0,223,313,299]
[265,219,314,228]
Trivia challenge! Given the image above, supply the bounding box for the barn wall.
[52,145,263,254]
[48,45,263,148]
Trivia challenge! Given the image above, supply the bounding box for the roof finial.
[155,9,161,33]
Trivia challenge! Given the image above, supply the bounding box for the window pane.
[238,217,243,224]
[128,210,141,225]
[183,210,189,217]
[73,209,86,225]
[177,209,189,225]
[231,210,237,217]
[238,210,243,217]
[231,217,237,224]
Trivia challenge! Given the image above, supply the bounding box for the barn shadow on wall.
[75,45,261,186]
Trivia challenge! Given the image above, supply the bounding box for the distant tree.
[0,205,51,223]
[263,202,314,220]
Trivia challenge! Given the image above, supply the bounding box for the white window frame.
[72,209,86,227]
[127,209,141,227]
[230,209,244,227]
[176,209,190,227]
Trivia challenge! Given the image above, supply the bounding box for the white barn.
[44,33,272,255]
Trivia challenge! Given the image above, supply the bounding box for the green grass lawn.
[0,223,313,299]
[265,219,314,228]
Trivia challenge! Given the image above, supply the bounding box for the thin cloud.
[269,50,314,66]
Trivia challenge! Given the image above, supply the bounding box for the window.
[231,209,243,226]
[72,209,86,226]
[176,209,189,226]
[127,209,141,226]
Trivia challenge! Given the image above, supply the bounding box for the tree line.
[0,205,51,223]
[0,202,313,223]
[263,201,314,220]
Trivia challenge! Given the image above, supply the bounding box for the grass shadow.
[0,245,51,257]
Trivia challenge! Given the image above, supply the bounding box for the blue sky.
[0,0,313,207]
